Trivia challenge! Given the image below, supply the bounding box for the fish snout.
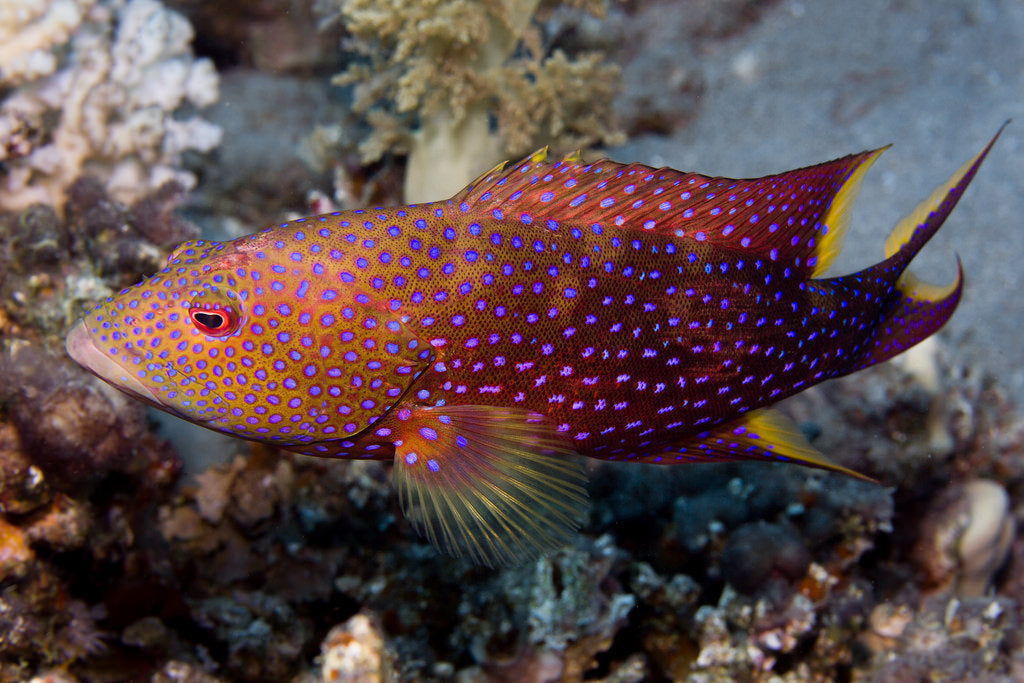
[65,319,163,407]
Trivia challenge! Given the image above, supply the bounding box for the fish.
[65,127,1003,566]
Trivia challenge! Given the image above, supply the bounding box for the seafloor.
[1,0,1023,681]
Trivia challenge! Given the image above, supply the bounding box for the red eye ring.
[189,305,239,336]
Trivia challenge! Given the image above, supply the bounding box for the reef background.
[2,0,1024,681]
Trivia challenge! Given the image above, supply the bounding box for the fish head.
[66,235,431,447]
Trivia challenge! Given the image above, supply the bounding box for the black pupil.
[194,311,225,329]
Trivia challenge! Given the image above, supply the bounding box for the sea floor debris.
[0,180,1022,681]
[3,1,1024,680]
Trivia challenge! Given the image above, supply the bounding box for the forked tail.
[837,124,1005,374]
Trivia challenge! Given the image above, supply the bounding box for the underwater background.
[1,0,1023,680]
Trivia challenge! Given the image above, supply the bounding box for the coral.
[720,521,812,595]
[191,592,310,680]
[0,0,96,87]
[863,595,1024,680]
[3,7,1024,681]
[318,612,396,683]
[0,339,153,485]
[0,180,185,682]
[0,422,51,515]
[0,0,221,213]
[913,478,1015,597]
[149,660,226,683]
[451,535,635,681]
[0,515,33,581]
[320,0,623,201]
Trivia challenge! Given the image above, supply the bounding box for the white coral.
[0,0,221,212]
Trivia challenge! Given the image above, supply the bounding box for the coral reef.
[2,2,1023,681]
[0,0,221,213]
[319,0,624,201]
[3,120,1023,683]
[0,180,189,681]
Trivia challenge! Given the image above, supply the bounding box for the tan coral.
[0,0,221,213]
[319,612,396,683]
[913,478,1015,597]
[323,0,622,202]
[0,0,97,86]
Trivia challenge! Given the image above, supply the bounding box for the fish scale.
[66,127,1003,566]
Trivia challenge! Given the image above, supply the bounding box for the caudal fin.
[846,124,1005,372]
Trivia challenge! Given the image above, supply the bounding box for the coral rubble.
[0,0,221,213]
[1,2,1023,681]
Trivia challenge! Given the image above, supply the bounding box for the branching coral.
[321,0,623,202]
[0,0,221,213]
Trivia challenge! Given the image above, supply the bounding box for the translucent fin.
[452,144,883,278]
[811,146,888,277]
[390,405,589,567]
[651,409,874,482]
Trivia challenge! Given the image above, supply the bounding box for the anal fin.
[389,405,589,566]
[667,409,875,482]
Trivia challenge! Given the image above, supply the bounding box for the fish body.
[66,130,1002,565]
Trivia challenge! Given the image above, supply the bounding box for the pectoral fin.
[389,405,589,566]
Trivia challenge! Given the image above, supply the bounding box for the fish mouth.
[65,319,167,410]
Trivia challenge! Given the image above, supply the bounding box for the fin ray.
[633,409,874,481]
[453,146,886,278]
[390,405,588,566]
[839,123,1006,371]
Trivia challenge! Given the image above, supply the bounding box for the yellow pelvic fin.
[390,405,589,567]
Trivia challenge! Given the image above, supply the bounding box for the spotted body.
[67,129,1002,565]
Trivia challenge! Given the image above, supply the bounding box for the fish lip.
[65,319,167,410]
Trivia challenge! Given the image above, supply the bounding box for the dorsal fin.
[453,146,885,278]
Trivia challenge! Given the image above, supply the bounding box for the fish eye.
[187,287,244,336]
[189,305,241,336]
[189,309,235,335]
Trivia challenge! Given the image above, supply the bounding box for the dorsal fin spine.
[453,147,891,278]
